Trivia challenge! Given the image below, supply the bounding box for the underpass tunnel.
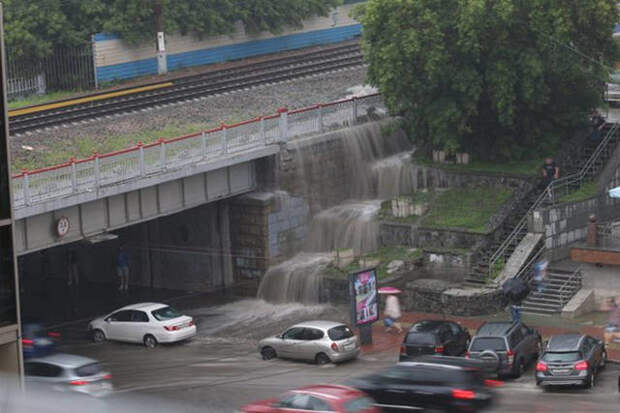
[18,200,235,328]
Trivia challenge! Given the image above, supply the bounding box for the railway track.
[10,42,364,135]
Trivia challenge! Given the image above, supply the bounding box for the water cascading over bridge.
[257,121,419,303]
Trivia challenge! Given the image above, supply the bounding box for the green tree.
[357,0,619,160]
[4,0,340,59]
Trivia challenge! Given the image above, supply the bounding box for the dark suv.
[467,321,542,378]
[400,319,471,360]
[536,334,606,388]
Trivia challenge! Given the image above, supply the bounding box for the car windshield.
[151,306,182,321]
[75,362,103,377]
[328,325,354,341]
[344,397,375,412]
[470,337,506,352]
[542,351,582,363]
[406,332,437,345]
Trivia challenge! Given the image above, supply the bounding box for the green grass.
[422,187,514,233]
[326,246,422,280]
[557,181,599,203]
[8,90,85,109]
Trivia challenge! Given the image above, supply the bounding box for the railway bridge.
[11,94,383,257]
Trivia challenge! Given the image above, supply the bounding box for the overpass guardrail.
[11,93,385,209]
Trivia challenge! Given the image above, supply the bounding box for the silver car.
[24,353,113,398]
[258,321,360,365]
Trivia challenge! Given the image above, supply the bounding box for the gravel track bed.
[10,66,369,172]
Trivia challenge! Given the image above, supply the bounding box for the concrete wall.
[530,194,620,261]
[94,3,362,83]
[229,191,310,282]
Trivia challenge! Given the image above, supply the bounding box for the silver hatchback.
[258,321,360,365]
[24,353,113,398]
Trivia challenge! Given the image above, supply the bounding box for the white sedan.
[88,302,196,348]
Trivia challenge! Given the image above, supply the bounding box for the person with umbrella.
[379,287,403,334]
[502,278,530,323]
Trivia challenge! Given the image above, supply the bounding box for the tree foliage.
[4,0,340,58]
[357,0,620,160]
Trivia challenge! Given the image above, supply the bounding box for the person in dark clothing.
[541,157,559,200]
[590,110,606,142]
[67,249,79,287]
[117,247,130,292]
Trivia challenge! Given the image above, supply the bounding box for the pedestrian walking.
[533,260,548,294]
[590,110,606,142]
[67,249,79,287]
[117,246,130,292]
[541,157,559,200]
[510,302,522,323]
[384,294,403,334]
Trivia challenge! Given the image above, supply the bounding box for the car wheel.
[143,334,158,349]
[92,329,106,343]
[261,346,277,360]
[600,351,607,369]
[315,353,331,366]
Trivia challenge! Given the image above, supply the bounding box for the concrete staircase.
[465,122,620,286]
[521,268,583,316]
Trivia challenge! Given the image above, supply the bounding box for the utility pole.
[154,0,167,75]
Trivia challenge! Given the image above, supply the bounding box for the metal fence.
[6,44,95,100]
[12,93,386,208]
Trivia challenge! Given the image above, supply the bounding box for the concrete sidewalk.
[361,310,620,361]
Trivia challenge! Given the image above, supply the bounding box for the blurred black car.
[467,321,541,378]
[536,334,606,389]
[22,323,60,359]
[347,361,497,412]
[399,319,471,361]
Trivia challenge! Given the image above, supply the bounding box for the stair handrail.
[487,122,619,279]
[558,266,582,306]
[489,238,544,287]
[550,122,620,197]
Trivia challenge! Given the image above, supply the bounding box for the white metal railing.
[11,94,386,209]
[487,121,620,279]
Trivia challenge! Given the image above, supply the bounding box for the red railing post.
[22,169,30,206]
[70,157,77,193]
[277,107,289,142]
[221,123,228,155]
[137,141,145,176]
[94,152,100,189]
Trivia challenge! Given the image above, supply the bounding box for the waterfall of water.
[257,121,418,304]
[256,253,333,304]
[304,201,381,256]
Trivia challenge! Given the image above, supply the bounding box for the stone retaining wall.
[403,279,507,316]
[530,194,620,261]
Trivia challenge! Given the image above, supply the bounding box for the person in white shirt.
[384,294,402,334]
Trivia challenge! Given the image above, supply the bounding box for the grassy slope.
[422,187,514,233]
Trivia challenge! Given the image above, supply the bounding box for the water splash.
[257,253,333,304]
[373,152,418,199]
[305,201,381,255]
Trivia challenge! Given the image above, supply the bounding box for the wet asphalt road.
[45,299,620,412]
